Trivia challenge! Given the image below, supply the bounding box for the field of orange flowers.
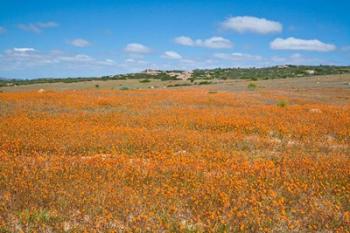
[0,88,349,232]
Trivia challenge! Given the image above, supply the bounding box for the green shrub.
[95,84,100,88]
[160,76,178,81]
[120,86,129,90]
[198,81,212,85]
[189,78,195,83]
[277,100,288,107]
[167,83,192,88]
[247,82,257,90]
[139,79,151,83]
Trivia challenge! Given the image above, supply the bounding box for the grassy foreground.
[0,88,349,232]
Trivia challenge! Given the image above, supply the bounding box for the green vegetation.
[17,209,53,225]
[139,79,151,83]
[197,81,213,85]
[277,100,288,107]
[192,65,350,80]
[167,83,192,88]
[1,65,350,87]
[248,82,257,90]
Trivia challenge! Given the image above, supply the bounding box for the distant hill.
[192,65,350,80]
[1,65,350,87]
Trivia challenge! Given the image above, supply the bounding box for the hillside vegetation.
[191,65,350,80]
[1,65,350,87]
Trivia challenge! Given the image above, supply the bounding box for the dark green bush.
[139,79,151,83]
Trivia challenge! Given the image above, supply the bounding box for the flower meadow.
[0,88,349,232]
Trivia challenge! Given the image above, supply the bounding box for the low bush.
[198,81,212,85]
[277,100,288,107]
[139,79,151,83]
[248,82,257,90]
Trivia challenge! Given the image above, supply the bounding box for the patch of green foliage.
[167,83,192,88]
[197,81,213,85]
[277,100,288,107]
[139,79,151,83]
[248,82,257,90]
[17,209,53,225]
[192,65,350,81]
[1,65,350,87]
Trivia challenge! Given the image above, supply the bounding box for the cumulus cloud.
[58,54,94,62]
[69,38,91,47]
[0,27,6,34]
[124,43,151,54]
[162,51,183,59]
[13,48,36,53]
[174,36,194,46]
[174,36,232,48]
[221,16,282,34]
[0,48,116,71]
[270,37,336,52]
[197,37,233,48]
[214,52,262,61]
[17,21,58,33]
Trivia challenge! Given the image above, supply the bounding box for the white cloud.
[197,37,233,48]
[13,48,36,53]
[0,27,6,34]
[0,48,116,71]
[174,36,194,46]
[174,36,233,49]
[69,38,91,47]
[124,43,151,54]
[221,16,282,34]
[270,37,336,52]
[17,21,58,33]
[162,51,182,59]
[59,54,93,62]
[214,52,262,61]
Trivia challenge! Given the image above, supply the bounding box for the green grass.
[17,209,53,225]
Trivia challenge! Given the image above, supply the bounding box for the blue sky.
[0,0,349,79]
